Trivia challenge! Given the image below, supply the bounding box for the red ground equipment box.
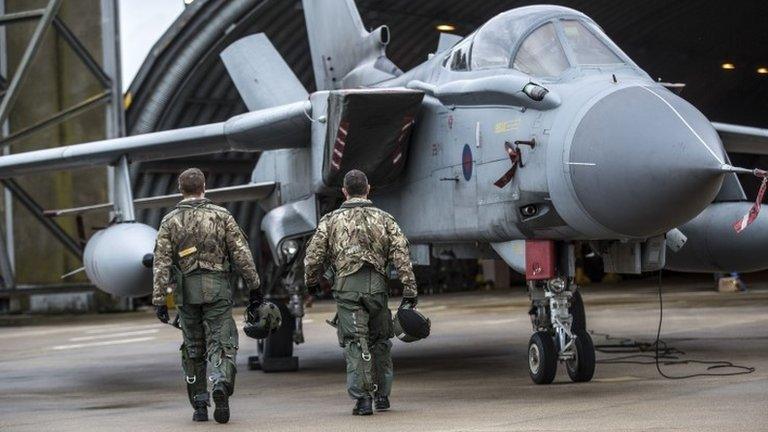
[525,240,556,280]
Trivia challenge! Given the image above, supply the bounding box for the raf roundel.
[462,144,473,181]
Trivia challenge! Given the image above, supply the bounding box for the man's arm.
[152,221,174,306]
[224,214,261,292]
[385,217,417,298]
[304,216,329,286]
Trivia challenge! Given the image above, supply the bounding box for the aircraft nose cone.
[568,86,725,238]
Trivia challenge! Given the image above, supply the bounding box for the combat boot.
[212,383,230,424]
[374,394,390,411]
[193,401,208,422]
[352,397,373,416]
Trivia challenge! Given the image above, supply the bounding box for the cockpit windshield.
[560,20,623,65]
[511,23,569,77]
[465,6,626,77]
[470,11,531,70]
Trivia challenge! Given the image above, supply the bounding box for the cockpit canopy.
[443,5,626,77]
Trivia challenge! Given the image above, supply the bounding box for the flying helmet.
[243,301,282,339]
[393,307,431,343]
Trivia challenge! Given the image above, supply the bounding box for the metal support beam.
[0,0,14,289]
[113,156,135,222]
[0,179,82,258]
[0,90,110,147]
[0,221,13,288]
[100,0,124,232]
[99,0,124,139]
[52,17,112,88]
[0,0,62,127]
[0,9,44,25]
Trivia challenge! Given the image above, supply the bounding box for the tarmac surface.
[1,277,767,431]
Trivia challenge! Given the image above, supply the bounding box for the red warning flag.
[733,170,768,234]
[493,142,522,188]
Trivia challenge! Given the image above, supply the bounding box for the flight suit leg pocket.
[335,291,360,347]
[369,270,388,295]
[201,272,231,304]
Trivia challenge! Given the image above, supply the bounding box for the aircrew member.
[152,168,262,423]
[304,169,418,416]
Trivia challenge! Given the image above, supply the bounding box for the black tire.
[261,302,295,359]
[566,330,596,382]
[570,290,586,332]
[528,331,558,385]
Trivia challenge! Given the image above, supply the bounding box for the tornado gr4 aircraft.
[1,1,768,383]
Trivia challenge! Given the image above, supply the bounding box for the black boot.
[192,401,208,422]
[374,394,390,411]
[212,383,230,424]
[352,397,373,416]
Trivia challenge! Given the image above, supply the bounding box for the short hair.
[178,168,206,196]
[343,169,369,197]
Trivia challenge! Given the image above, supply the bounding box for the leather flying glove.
[155,305,169,323]
[399,296,418,310]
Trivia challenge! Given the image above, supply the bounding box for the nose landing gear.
[527,278,595,384]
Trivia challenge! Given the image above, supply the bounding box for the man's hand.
[155,305,170,323]
[248,289,264,309]
[399,296,418,310]
[306,274,330,295]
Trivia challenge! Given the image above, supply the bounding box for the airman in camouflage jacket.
[304,197,417,298]
[152,198,260,306]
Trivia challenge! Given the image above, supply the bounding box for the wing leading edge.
[0,100,311,178]
[714,122,768,156]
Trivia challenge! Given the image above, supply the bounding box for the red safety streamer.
[733,169,768,234]
[493,142,522,188]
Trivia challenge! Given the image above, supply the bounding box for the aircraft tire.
[528,331,558,384]
[566,330,595,383]
[570,290,586,332]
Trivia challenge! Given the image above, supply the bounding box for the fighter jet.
[1,1,767,383]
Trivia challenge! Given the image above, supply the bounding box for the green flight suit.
[175,270,238,408]
[334,266,394,400]
[304,197,417,401]
[153,198,261,409]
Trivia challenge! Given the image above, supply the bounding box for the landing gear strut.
[248,248,305,373]
[525,241,595,384]
[258,302,299,372]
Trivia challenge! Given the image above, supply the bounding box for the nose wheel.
[527,279,595,384]
[528,331,558,384]
[565,329,595,382]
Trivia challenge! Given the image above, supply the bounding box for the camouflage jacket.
[152,198,260,306]
[304,198,417,298]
